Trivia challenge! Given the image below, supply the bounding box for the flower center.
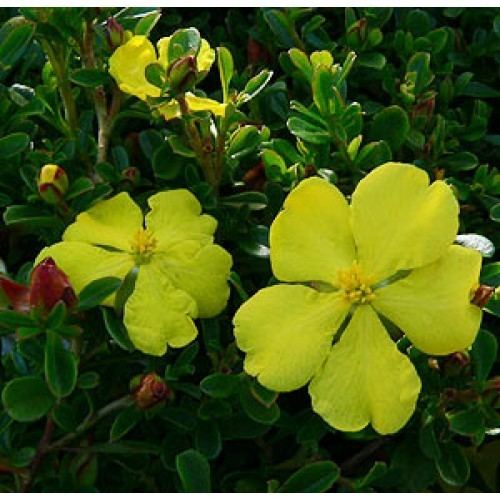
[130,228,157,263]
[338,262,375,304]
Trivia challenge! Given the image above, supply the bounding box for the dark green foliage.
[0,6,498,493]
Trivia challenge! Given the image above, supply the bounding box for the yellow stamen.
[338,261,376,305]
[130,228,157,262]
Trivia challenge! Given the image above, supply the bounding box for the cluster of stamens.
[130,228,157,262]
[338,262,376,304]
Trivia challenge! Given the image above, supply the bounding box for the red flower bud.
[133,373,172,409]
[29,258,77,314]
[105,17,125,50]
[0,276,30,313]
[471,285,495,308]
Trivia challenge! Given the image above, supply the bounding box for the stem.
[48,395,133,452]
[340,438,387,475]
[178,95,218,189]
[81,20,122,168]
[21,417,54,492]
[41,40,78,135]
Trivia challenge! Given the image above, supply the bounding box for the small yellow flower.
[233,162,482,435]
[108,34,225,119]
[37,190,232,356]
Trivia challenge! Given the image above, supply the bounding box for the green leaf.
[78,277,122,311]
[45,329,78,398]
[471,329,498,382]
[69,69,110,88]
[134,10,161,36]
[168,28,201,63]
[217,46,233,102]
[1,376,55,422]
[227,125,261,159]
[145,63,164,88]
[200,373,240,399]
[0,132,30,158]
[0,23,35,79]
[406,52,433,94]
[3,204,56,228]
[369,105,409,152]
[261,149,287,181]
[355,141,392,170]
[278,461,340,492]
[436,441,470,487]
[110,406,142,442]
[240,380,280,424]
[490,203,500,223]
[447,406,485,436]
[65,177,95,200]
[288,48,313,82]
[220,192,268,211]
[419,421,442,460]
[287,116,330,144]
[460,82,500,98]
[357,52,386,70]
[238,69,273,105]
[195,419,222,459]
[101,307,134,352]
[0,310,35,328]
[442,152,478,171]
[176,449,212,492]
[263,9,297,49]
[77,371,100,389]
[312,66,336,117]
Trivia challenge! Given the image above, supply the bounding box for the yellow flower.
[37,190,232,356]
[233,162,482,435]
[108,34,225,119]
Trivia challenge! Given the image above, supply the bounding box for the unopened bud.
[133,373,172,409]
[29,257,77,314]
[167,55,197,94]
[38,164,68,205]
[471,285,495,308]
[105,17,125,50]
[121,166,141,186]
[0,276,30,313]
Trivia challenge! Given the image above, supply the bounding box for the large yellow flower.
[233,162,482,435]
[108,35,225,119]
[37,190,232,356]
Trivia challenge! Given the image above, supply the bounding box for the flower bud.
[0,276,30,313]
[29,257,77,314]
[121,166,141,187]
[132,373,172,409]
[167,55,197,94]
[105,17,125,50]
[471,284,495,308]
[38,164,68,205]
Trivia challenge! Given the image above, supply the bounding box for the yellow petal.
[36,242,134,307]
[233,285,350,392]
[154,240,232,318]
[197,39,215,73]
[145,190,217,250]
[185,93,226,116]
[64,192,143,252]
[351,162,459,281]
[109,35,161,100]
[270,177,355,285]
[373,245,482,355]
[124,262,198,356]
[157,36,170,69]
[157,99,181,120]
[309,306,421,435]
